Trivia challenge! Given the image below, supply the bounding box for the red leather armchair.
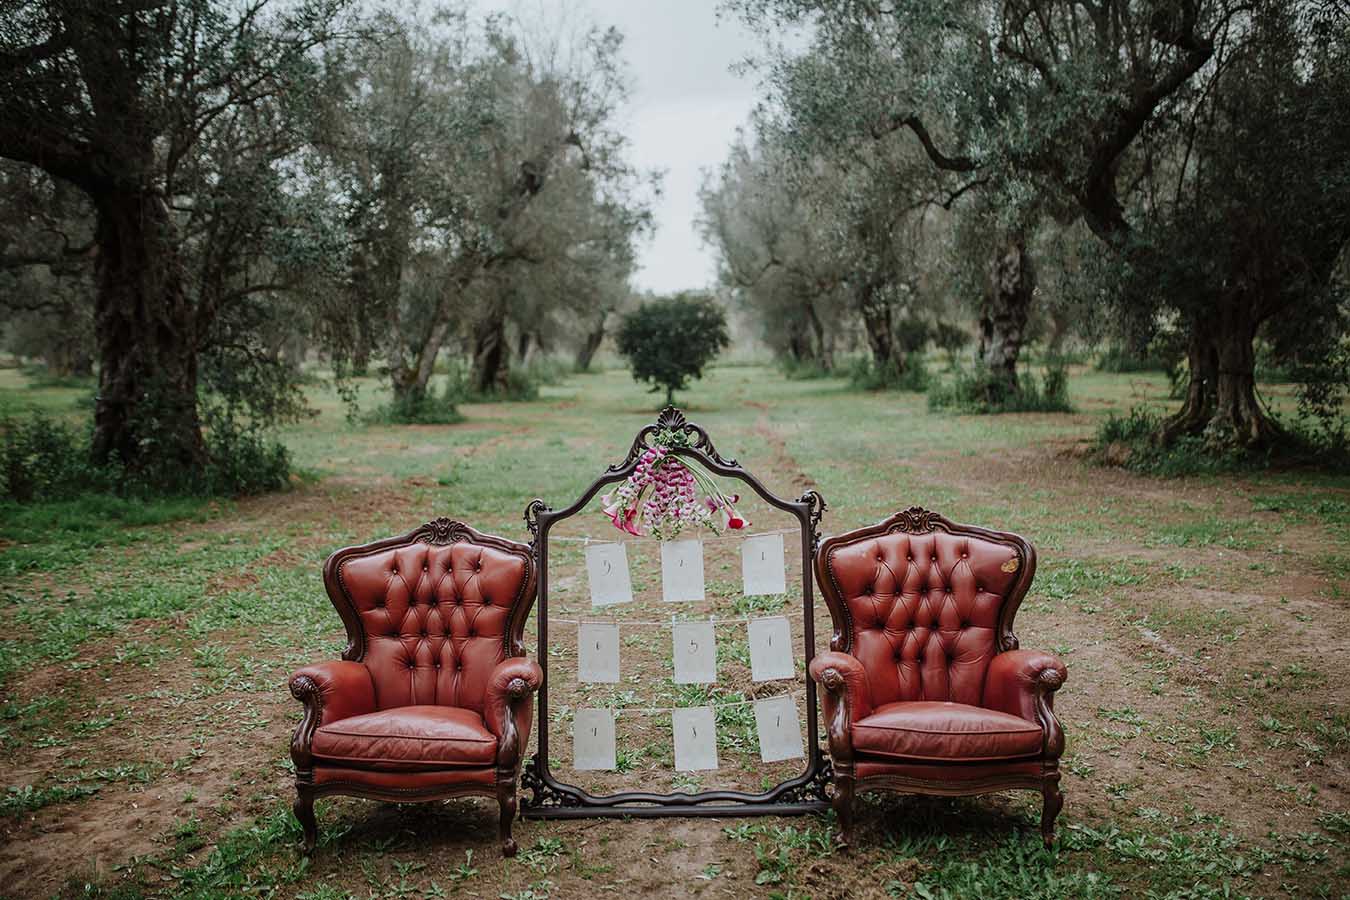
[288,518,541,856]
[810,507,1067,847]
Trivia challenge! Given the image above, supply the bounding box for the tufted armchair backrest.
[815,507,1035,708]
[322,518,536,714]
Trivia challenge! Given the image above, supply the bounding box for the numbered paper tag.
[672,706,719,771]
[661,539,705,603]
[672,621,717,684]
[747,616,795,682]
[577,622,620,683]
[585,542,633,607]
[742,533,787,596]
[754,695,804,763]
[573,708,617,770]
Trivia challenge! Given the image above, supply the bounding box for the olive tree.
[0,0,359,480]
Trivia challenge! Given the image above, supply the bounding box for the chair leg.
[832,768,856,849]
[294,784,317,854]
[497,778,518,857]
[1041,775,1063,849]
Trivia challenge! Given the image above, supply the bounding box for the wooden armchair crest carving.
[810,507,1067,847]
[288,518,540,856]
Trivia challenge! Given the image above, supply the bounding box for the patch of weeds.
[500,880,554,900]
[1316,811,1350,836]
[516,837,565,874]
[928,361,1072,414]
[0,694,70,749]
[1033,559,1142,606]
[1148,516,1258,549]
[730,593,786,617]
[1,781,100,816]
[1094,406,1350,475]
[725,821,837,889]
[614,745,644,774]
[0,492,211,575]
[849,352,931,393]
[1250,493,1350,529]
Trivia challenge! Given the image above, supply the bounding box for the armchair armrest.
[288,660,376,772]
[483,657,543,771]
[809,651,874,764]
[983,649,1067,758]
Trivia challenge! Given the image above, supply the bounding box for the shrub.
[928,361,1073,414]
[1094,406,1350,476]
[777,357,835,381]
[847,353,930,392]
[616,293,730,405]
[200,409,291,495]
[0,415,117,502]
[368,387,466,425]
[0,411,290,502]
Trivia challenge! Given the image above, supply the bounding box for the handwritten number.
[603,559,612,575]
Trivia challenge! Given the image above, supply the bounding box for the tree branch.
[871,113,979,172]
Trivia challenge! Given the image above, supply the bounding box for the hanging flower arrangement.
[600,446,748,540]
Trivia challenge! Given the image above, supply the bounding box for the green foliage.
[1095,407,1350,476]
[366,379,466,426]
[927,362,1072,414]
[848,352,930,392]
[615,293,730,405]
[778,356,836,380]
[0,414,118,502]
[0,411,289,502]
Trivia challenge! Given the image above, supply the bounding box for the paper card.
[747,616,795,682]
[672,621,717,684]
[573,708,617,770]
[672,706,719,771]
[742,533,787,596]
[585,542,633,607]
[577,622,620,683]
[754,695,804,763]
[661,539,705,603]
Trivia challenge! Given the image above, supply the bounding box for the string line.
[548,611,810,627]
[568,688,806,716]
[546,526,800,546]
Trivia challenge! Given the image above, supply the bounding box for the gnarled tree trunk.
[471,311,510,395]
[90,189,204,475]
[859,282,895,371]
[575,309,608,372]
[1162,303,1280,451]
[978,236,1035,402]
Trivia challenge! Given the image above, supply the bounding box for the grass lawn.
[1,363,1348,899]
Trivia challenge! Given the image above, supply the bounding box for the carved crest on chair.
[608,405,737,472]
[414,517,474,545]
[886,506,940,534]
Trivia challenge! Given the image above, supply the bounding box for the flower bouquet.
[600,446,748,540]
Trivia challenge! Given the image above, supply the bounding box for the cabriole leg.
[832,768,856,849]
[1041,775,1063,849]
[497,779,518,857]
[294,785,318,854]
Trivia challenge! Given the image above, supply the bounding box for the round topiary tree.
[616,293,731,406]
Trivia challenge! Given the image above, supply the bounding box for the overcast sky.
[480,1,770,294]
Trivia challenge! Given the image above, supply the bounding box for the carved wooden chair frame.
[289,518,539,855]
[813,507,1065,847]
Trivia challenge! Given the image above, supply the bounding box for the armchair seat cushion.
[311,705,497,770]
[852,701,1042,762]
